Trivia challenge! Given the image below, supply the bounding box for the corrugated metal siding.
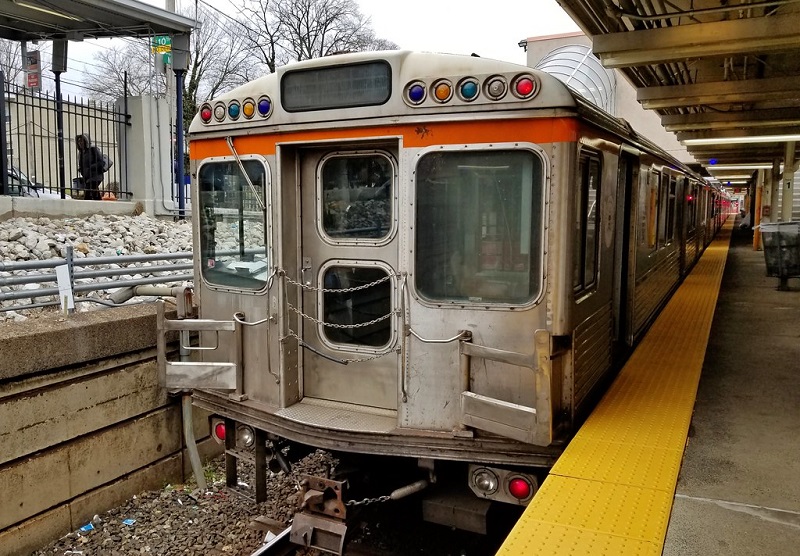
[632,249,681,338]
[684,230,698,268]
[573,301,614,412]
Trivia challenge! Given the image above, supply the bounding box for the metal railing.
[0,246,192,313]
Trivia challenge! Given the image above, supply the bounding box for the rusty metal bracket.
[298,475,348,520]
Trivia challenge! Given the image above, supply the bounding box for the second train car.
[158,50,727,547]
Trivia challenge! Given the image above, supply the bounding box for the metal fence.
[0,247,192,314]
[2,76,130,199]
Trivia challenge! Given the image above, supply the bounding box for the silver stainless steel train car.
[158,50,727,547]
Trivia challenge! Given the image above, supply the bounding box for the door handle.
[301,256,312,287]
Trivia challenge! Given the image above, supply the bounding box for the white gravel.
[0,213,194,321]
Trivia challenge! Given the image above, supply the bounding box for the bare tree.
[237,0,398,70]
[0,39,24,83]
[82,41,166,102]
[184,5,263,128]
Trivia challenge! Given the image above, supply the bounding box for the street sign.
[26,50,41,90]
[151,35,172,54]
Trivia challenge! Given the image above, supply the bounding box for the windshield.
[197,158,270,290]
[414,149,544,304]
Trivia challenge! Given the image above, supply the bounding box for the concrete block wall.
[0,305,221,556]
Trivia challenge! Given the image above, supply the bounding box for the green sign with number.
[151,35,172,54]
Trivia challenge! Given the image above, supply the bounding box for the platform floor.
[497,217,800,555]
[663,221,800,555]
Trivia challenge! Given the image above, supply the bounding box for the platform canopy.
[0,0,194,42]
[548,0,800,179]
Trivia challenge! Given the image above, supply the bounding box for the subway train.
[157,50,728,548]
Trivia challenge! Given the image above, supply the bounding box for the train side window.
[657,173,669,246]
[414,149,544,304]
[197,158,269,290]
[321,265,391,347]
[573,151,601,292]
[666,176,677,242]
[321,154,393,240]
[645,170,660,250]
[686,183,698,229]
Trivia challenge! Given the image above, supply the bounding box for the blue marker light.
[461,81,478,100]
[709,158,717,165]
[408,84,425,103]
[258,97,271,116]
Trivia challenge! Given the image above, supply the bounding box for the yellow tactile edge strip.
[497,220,733,556]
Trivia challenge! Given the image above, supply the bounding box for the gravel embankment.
[0,213,194,321]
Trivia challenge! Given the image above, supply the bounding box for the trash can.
[760,221,800,289]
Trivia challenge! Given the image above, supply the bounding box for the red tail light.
[213,422,226,442]
[508,477,532,500]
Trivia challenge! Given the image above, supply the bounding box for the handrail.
[0,246,194,313]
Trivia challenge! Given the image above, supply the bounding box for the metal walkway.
[497,220,732,555]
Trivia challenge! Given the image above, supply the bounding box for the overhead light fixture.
[683,134,800,146]
[706,174,754,179]
[12,0,82,21]
[706,164,778,170]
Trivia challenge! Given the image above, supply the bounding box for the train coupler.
[289,475,349,554]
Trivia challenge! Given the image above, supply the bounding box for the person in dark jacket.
[76,133,104,200]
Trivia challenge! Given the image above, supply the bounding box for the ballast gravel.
[31,451,334,556]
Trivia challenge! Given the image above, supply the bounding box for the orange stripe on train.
[190,118,579,159]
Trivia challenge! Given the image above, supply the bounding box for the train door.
[297,148,399,410]
[613,149,639,350]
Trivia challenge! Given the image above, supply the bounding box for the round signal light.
[508,477,532,500]
[458,78,479,101]
[200,104,212,123]
[485,76,507,100]
[407,82,426,104]
[228,101,241,120]
[242,99,256,119]
[433,80,453,103]
[213,422,226,442]
[257,96,272,117]
[213,103,226,121]
[236,425,255,447]
[514,76,535,98]
[472,468,499,495]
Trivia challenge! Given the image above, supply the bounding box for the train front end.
[159,51,581,542]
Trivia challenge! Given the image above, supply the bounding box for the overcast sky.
[62,0,581,96]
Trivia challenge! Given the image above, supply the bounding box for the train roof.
[189,50,703,182]
[188,50,578,134]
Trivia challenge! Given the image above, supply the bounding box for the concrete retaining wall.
[0,305,221,556]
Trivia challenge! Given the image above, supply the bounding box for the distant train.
[158,50,728,550]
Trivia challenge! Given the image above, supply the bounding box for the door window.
[321,154,393,240]
[321,265,392,347]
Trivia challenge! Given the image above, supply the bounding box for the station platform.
[497,217,800,555]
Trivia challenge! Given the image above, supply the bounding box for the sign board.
[151,35,172,54]
[26,50,41,90]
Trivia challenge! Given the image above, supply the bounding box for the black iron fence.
[1,74,130,200]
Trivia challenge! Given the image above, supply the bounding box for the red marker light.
[515,77,535,97]
[200,106,212,122]
[214,422,226,441]
[508,477,532,500]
